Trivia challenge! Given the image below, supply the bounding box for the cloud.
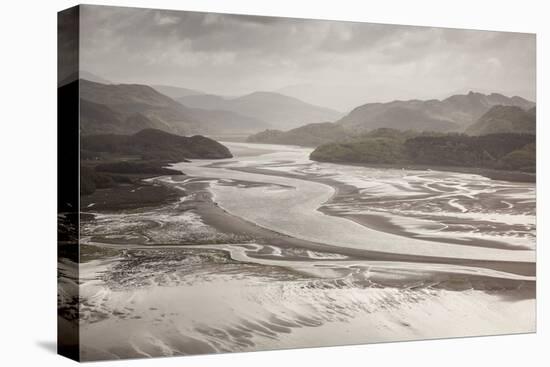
[154,12,180,26]
[79,5,536,110]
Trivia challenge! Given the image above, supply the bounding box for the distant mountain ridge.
[80,79,202,134]
[78,79,535,138]
[178,91,343,130]
[80,99,155,135]
[337,91,534,133]
[79,79,269,135]
[79,77,342,134]
[246,94,536,149]
[80,71,111,84]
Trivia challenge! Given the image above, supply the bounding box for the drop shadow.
[36,340,57,354]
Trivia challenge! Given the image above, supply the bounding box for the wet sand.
[194,164,533,275]
[74,142,536,360]
[231,165,533,249]
[312,161,536,183]
[179,179,535,279]
[80,179,181,212]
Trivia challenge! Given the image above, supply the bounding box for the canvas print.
[58,5,536,362]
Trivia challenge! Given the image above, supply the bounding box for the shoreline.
[230,141,535,183]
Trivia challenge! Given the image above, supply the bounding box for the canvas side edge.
[57,5,81,362]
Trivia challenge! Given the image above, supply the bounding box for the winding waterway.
[75,142,536,360]
[172,142,535,262]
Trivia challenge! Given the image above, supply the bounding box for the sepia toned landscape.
[58,5,535,361]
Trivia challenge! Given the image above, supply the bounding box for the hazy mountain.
[80,71,112,84]
[247,122,350,147]
[466,105,536,136]
[81,128,232,161]
[177,94,227,110]
[338,91,535,133]
[80,79,269,135]
[152,85,203,99]
[80,79,201,133]
[179,91,343,130]
[59,70,111,87]
[275,83,379,112]
[80,99,155,135]
[187,108,267,134]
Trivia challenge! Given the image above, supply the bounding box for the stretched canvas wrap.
[58,4,537,362]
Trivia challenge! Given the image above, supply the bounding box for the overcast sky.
[80,5,536,112]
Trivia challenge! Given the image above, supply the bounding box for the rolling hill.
[247,122,350,147]
[80,99,155,135]
[81,128,232,161]
[80,128,232,197]
[80,79,201,134]
[466,105,536,135]
[310,130,535,173]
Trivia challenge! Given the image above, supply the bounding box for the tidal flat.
[66,142,535,360]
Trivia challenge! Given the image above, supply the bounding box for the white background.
[0,0,547,365]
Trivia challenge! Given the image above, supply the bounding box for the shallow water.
[74,142,536,360]
[171,142,536,261]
